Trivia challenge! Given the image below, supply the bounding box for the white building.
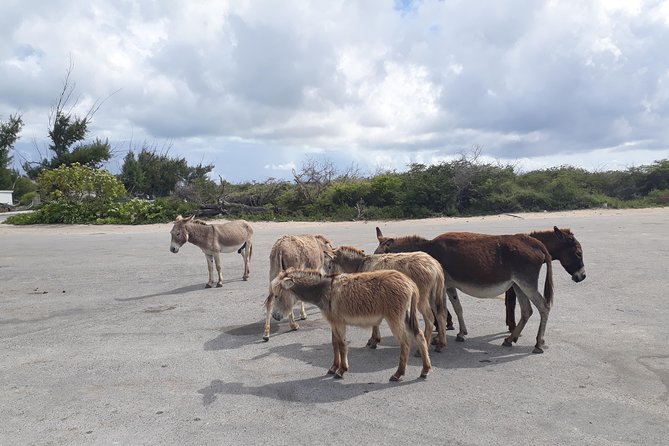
[0,190,13,205]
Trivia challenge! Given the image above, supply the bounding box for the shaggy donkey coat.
[324,246,449,352]
[271,268,431,381]
[263,235,334,341]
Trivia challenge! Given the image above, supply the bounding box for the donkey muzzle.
[571,267,586,282]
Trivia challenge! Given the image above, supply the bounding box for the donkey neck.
[391,236,438,257]
[185,222,213,249]
[339,254,367,273]
[529,230,563,257]
[291,278,333,309]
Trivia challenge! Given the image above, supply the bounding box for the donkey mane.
[394,235,430,244]
[190,219,209,226]
[314,234,333,245]
[337,245,365,256]
[529,228,572,237]
[281,267,326,280]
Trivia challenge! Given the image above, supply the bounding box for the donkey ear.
[376,227,385,240]
[554,226,567,240]
[183,215,194,222]
[281,278,295,290]
[323,250,334,259]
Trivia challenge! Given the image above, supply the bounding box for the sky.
[1,0,669,183]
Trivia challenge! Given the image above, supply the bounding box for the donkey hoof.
[242,277,248,281]
[420,371,430,379]
[205,284,212,289]
[262,335,270,342]
[502,339,513,347]
[446,325,455,331]
[434,345,443,353]
[430,337,438,346]
[533,346,544,354]
[299,315,307,321]
[456,335,465,342]
[216,283,223,288]
[327,368,336,375]
[366,339,379,349]
[389,375,402,382]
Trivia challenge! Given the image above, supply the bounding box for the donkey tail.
[544,251,554,307]
[406,285,421,336]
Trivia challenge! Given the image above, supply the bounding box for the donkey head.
[169,215,193,253]
[373,227,395,254]
[270,269,300,321]
[553,226,586,282]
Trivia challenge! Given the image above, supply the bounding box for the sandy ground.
[1,207,668,445]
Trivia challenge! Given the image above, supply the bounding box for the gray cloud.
[1,0,668,182]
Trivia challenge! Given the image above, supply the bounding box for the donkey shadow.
[116,279,244,302]
[197,374,422,406]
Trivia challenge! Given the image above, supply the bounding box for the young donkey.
[271,268,432,381]
[170,215,254,287]
[375,227,554,353]
[263,235,334,341]
[323,246,449,352]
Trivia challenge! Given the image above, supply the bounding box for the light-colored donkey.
[169,215,253,287]
[323,246,449,352]
[271,268,431,381]
[263,235,334,341]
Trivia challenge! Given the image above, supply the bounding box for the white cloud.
[1,0,668,182]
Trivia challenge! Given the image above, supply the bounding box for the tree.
[23,63,111,179]
[119,147,214,198]
[0,114,24,190]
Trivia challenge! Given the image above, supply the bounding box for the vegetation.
[22,67,112,180]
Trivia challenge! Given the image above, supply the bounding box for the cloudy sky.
[1,0,669,182]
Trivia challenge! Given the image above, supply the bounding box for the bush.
[19,191,38,206]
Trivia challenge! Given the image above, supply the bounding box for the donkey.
[270,268,431,381]
[263,235,334,341]
[169,215,253,287]
[505,227,586,331]
[375,227,554,353]
[323,246,449,352]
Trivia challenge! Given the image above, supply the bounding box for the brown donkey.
[323,246,449,352]
[375,227,554,353]
[170,215,253,287]
[271,268,432,381]
[506,227,586,331]
[263,235,334,341]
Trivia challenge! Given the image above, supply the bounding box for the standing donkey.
[323,246,449,352]
[271,268,431,381]
[169,215,253,287]
[263,235,334,341]
[375,227,554,353]
[505,227,586,331]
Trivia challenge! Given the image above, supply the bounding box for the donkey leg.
[432,301,449,353]
[262,294,274,341]
[213,253,223,287]
[503,285,532,347]
[367,325,381,349]
[387,319,409,382]
[446,288,467,341]
[413,330,432,379]
[416,300,437,356]
[328,330,341,375]
[204,254,215,288]
[332,325,348,378]
[519,284,551,354]
[505,288,517,332]
[241,240,252,280]
[298,301,307,320]
[288,303,300,331]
